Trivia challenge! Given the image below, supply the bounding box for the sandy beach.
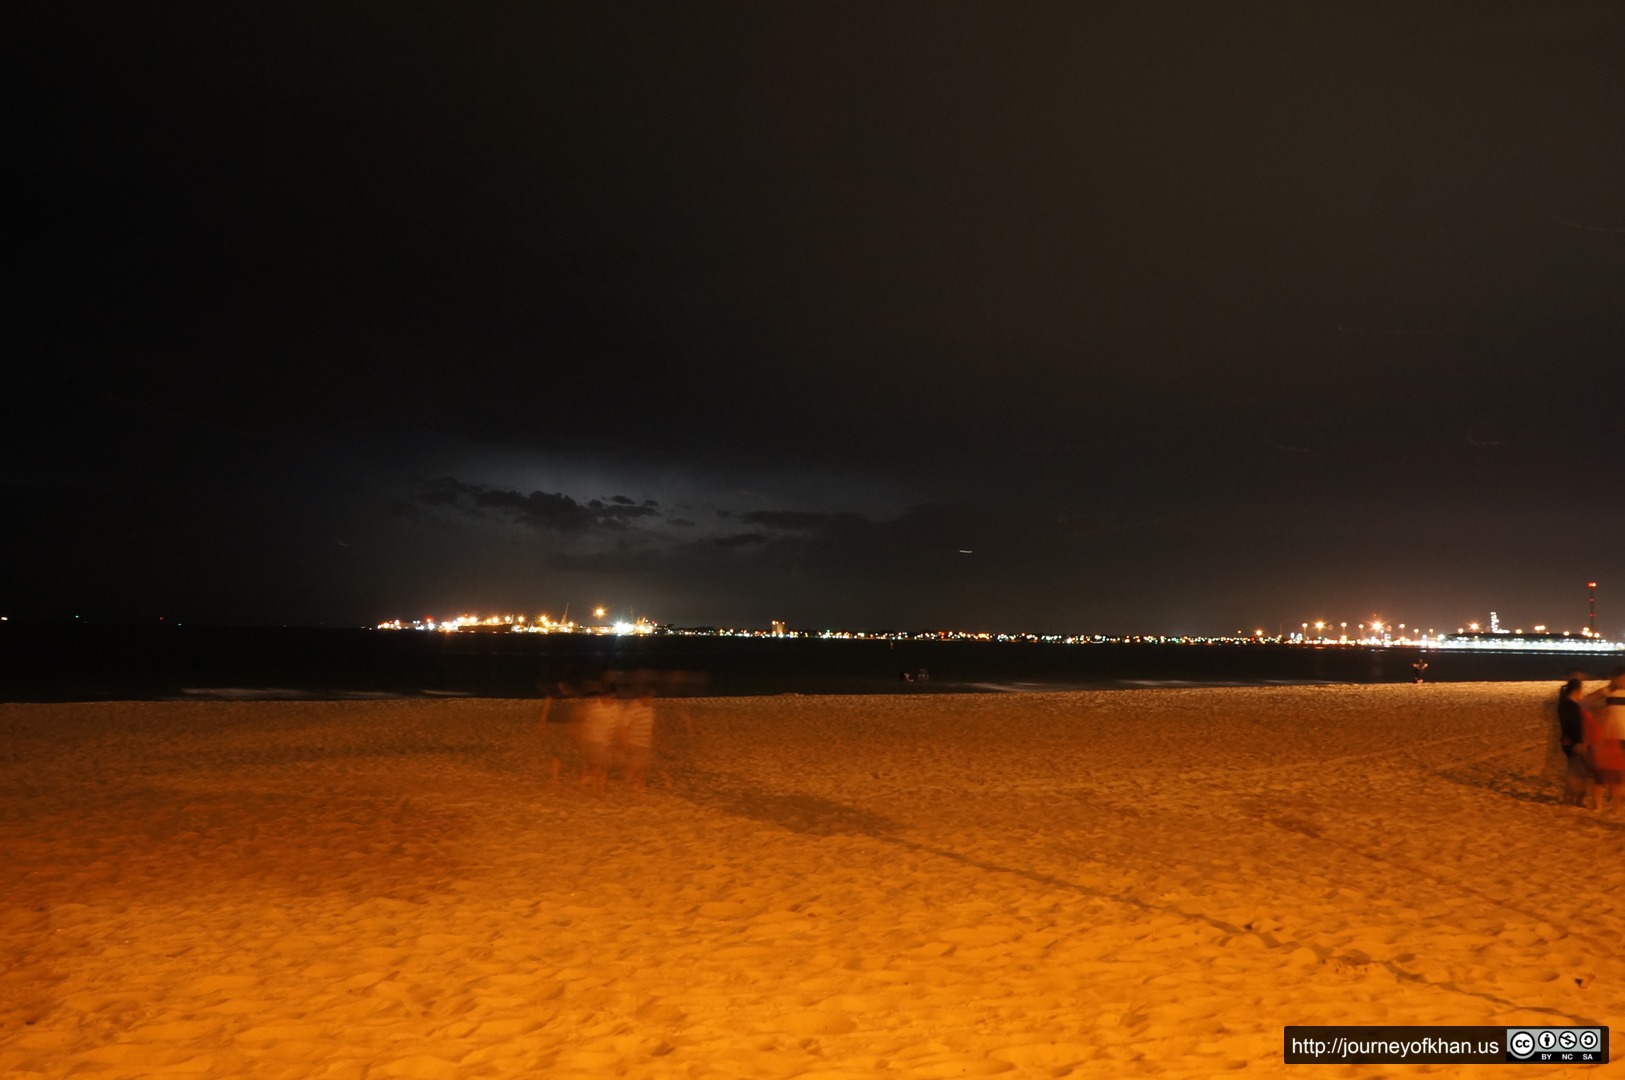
[1,682,1617,1078]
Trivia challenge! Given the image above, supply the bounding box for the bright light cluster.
[1429,633,1622,653]
[1283,612,1621,653]
[375,613,655,636]
[375,611,1620,652]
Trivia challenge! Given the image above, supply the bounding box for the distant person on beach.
[1582,669,1625,810]
[577,675,622,796]
[539,672,586,783]
[621,671,657,793]
[1557,677,1594,806]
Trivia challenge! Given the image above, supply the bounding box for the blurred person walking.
[1556,677,1594,806]
[621,671,658,793]
[577,675,622,796]
[1582,669,1625,810]
[539,671,587,783]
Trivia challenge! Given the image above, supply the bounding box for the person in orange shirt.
[1582,670,1625,810]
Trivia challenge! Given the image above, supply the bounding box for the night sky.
[8,3,1624,636]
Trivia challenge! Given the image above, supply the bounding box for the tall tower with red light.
[1588,581,1598,637]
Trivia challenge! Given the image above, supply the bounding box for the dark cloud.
[586,499,662,523]
[417,479,657,534]
[739,510,871,533]
[712,533,768,548]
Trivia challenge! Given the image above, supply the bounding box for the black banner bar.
[1284,1026,1609,1065]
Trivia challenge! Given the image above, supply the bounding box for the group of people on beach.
[1557,668,1625,809]
[539,669,702,794]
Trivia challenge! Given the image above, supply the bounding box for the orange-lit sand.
[1,683,1618,1078]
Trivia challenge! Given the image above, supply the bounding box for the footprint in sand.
[906,1056,1015,1076]
[745,1010,858,1036]
[990,1041,1093,1070]
[184,973,258,995]
[939,924,1020,946]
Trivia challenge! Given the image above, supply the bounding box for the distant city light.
[372,580,1618,653]
[370,609,1620,652]
[375,612,654,637]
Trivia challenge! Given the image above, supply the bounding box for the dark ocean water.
[2,624,1614,703]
